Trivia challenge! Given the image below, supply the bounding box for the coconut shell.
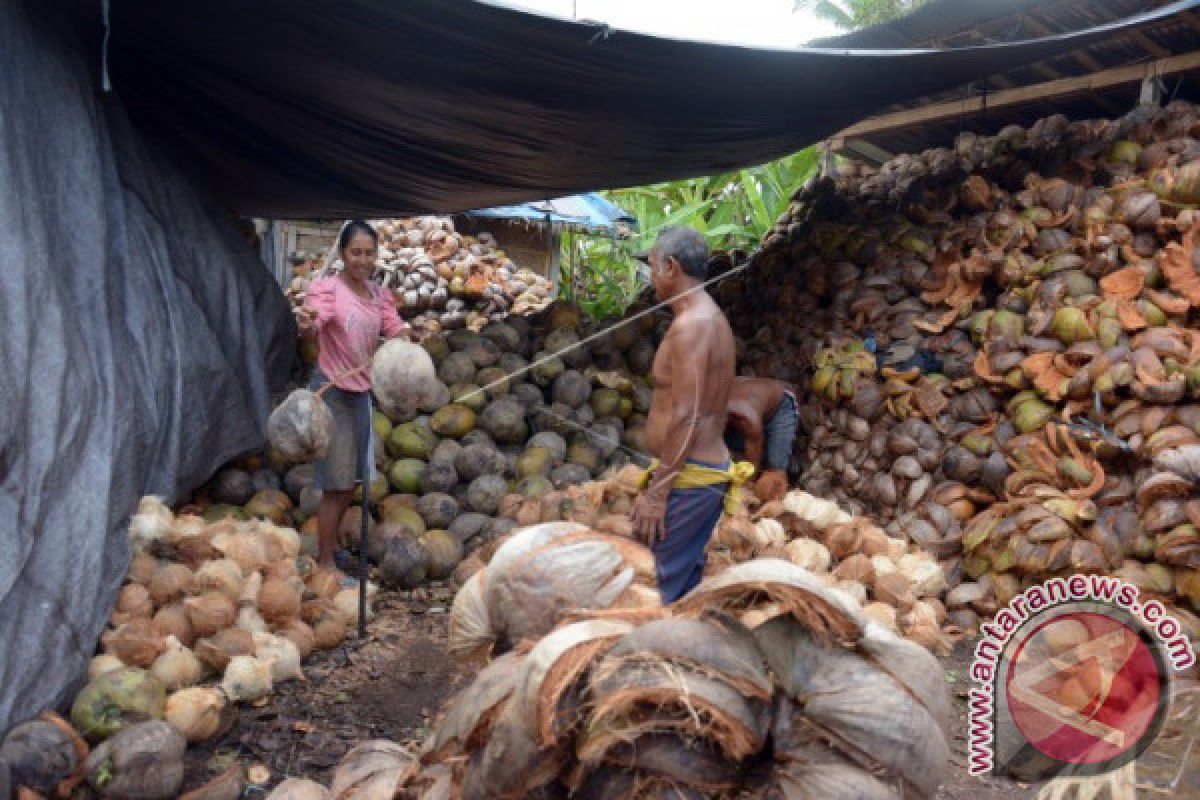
[108,619,166,668]
[149,564,194,608]
[184,592,237,639]
[257,579,302,626]
[152,604,195,647]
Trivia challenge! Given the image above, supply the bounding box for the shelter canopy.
[57,0,1200,218]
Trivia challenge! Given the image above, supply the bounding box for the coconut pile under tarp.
[408,546,952,800]
[195,301,665,597]
[726,100,1200,635]
[286,216,555,340]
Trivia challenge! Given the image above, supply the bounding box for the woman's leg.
[316,488,354,569]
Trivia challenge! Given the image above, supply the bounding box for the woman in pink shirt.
[296,220,408,581]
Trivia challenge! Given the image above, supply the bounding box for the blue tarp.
[464,193,636,234]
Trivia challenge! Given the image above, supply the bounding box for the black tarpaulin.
[0,2,294,733]
[75,0,1200,218]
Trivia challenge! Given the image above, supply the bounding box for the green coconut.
[421,334,451,364]
[545,328,589,369]
[476,367,511,398]
[379,504,426,536]
[547,303,583,331]
[530,352,565,387]
[498,353,528,378]
[417,493,460,529]
[438,352,477,386]
[353,472,390,505]
[567,441,602,474]
[550,463,592,489]
[430,439,462,468]
[368,520,423,563]
[337,506,376,550]
[420,462,459,495]
[389,459,427,494]
[479,399,528,444]
[71,668,166,741]
[243,489,293,525]
[527,432,568,464]
[628,338,657,376]
[516,447,554,478]
[202,504,246,523]
[622,426,648,452]
[420,530,463,580]
[481,322,520,353]
[372,411,393,442]
[379,535,429,589]
[590,388,622,417]
[511,383,545,411]
[431,404,476,438]
[388,422,437,460]
[516,475,554,498]
[463,336,502,368]
[552,370,592,409]
[283,464,316,504]
[448,513,491,546]
[454,443,507,481]
[450,384,488,414]
[466,476,509,515]
[208,468,255,506]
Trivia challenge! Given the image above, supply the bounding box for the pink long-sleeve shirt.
[305,275,407,392]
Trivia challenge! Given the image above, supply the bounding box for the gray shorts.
[724,390,798,471]
[308,369,374,491]
[763,391,799,470]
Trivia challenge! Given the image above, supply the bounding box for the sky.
[491,0,844,49]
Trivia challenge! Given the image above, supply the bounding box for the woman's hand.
[295,306,317,334]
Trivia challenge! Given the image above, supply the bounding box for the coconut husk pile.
[402,553,951,799]
[189,300,664,596]
[491,468,954,655]
[447,520,661,666]
[726,101,1200,634]
[86,497,368,744]
[285,216,555,339]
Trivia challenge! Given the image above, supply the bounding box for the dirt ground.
[180,585,1197,799]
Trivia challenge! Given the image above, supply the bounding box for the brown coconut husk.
[672,559,864,646]
[580,657,770,765]
[598,733,743,792]
[753,616,950,799]
[329,740,415,800]
[462,697,567,800]
[421,650,527,764]
[511,619,633,747]
[604,612,774,700]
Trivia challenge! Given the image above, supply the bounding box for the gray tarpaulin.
[80,0,1200,217]
[0,2,294,732]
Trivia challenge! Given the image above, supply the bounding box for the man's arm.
[631,324,706,544]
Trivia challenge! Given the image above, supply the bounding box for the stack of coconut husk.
[286,216,555,339]
[408,534,953,800]
[489,470,955,654]
[726,101,1200,633]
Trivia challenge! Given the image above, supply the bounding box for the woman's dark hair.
[338,219,378,251]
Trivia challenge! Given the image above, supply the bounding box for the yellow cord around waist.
[637,459,756,516]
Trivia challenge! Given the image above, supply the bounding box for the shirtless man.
[725,377,799,502]
[631,226,737,602]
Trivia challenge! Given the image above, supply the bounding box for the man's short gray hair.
[653,226,709,281]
